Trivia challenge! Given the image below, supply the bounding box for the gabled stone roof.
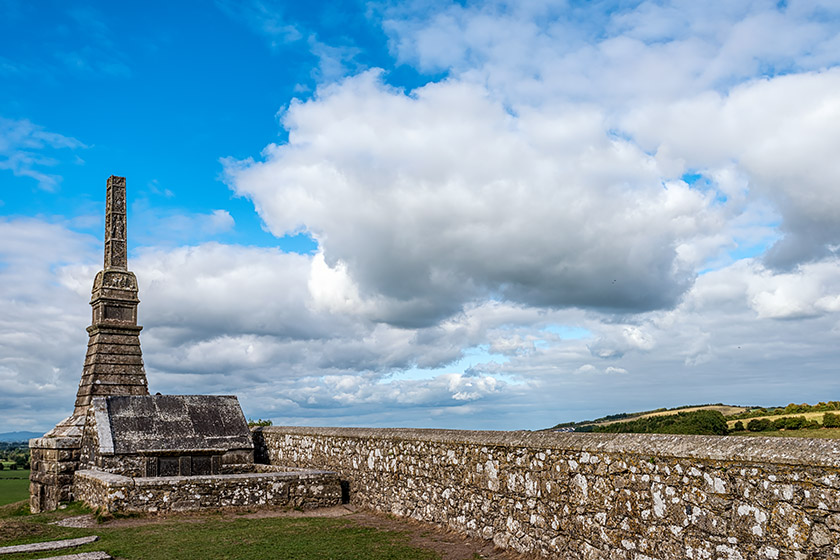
[92,395,253,455]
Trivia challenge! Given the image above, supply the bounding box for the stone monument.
[30,175,149,513]
[75,175,149,414]
[31,176,340,514]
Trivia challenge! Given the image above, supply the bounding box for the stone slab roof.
[93,395,253,455]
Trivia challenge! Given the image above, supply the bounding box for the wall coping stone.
[37,552,112,560]
[75,468,338,487]
[29,436,81,450]
[258,426,840,468]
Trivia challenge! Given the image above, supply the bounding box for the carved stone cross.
[104,175,128,270]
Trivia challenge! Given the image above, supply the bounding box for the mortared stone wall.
[255,427,840,559]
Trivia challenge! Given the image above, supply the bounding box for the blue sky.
[2,0,840,433]
[1,1,393,249]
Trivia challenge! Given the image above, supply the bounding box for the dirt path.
[56,506,535,560]
[344,509,531,560]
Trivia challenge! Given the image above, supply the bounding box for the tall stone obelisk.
[30,175,149,512]
[74,175,149,414]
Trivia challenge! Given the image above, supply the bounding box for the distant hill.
[547,401,840,436]
[546,403,751,431]
[0,431,42,442]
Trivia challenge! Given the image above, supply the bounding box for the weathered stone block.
[73,468,341,513]
[77,374,147,386]
[84,353,144,365]
[86,343,143,356]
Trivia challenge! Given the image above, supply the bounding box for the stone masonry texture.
[73,468,342,513]
[255,427,840,560]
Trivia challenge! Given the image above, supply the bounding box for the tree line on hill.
[0,441,31,470]
[576,410,730,435]
[571,410,840,436]
[728,402,840,421]
[549,403,732,430]
[732,412,840,433]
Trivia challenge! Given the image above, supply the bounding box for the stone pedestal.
[29,417,84,513]
[74,324,148,413]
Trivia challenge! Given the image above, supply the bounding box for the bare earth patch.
[344,510,532,560]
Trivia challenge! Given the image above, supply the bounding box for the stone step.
[0,535,98,555]
[34,552,111,560]
[76,373,148,387]
[82,353,144,365]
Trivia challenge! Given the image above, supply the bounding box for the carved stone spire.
[73,175,149,416]
[104,175,128,270]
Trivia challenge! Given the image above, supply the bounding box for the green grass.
[0,469,31,479]
[0,499,440,560]
[0,470,29,506]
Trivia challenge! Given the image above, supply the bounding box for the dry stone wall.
[255,427,840,560]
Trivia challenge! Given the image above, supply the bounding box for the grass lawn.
[0,470,29,507]
[0,469,31,479]
[0,500,442,560]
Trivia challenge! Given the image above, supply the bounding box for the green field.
[0,498,442,560]
[0,470,29,507]
[550,401,840,438]
[601,405,747,426]
[734,427,840,439]
[0,469,30,478]
[726,411,827,428]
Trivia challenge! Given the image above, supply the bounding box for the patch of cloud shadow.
[763,224,840,271]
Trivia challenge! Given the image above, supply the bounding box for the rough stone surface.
[0,536,99,555]
[29,430,83,513]
[78,395,255,478]
[91,395,252,455]
[33,553,111,560]
[256,427,840,560]
[73,468,342,513]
